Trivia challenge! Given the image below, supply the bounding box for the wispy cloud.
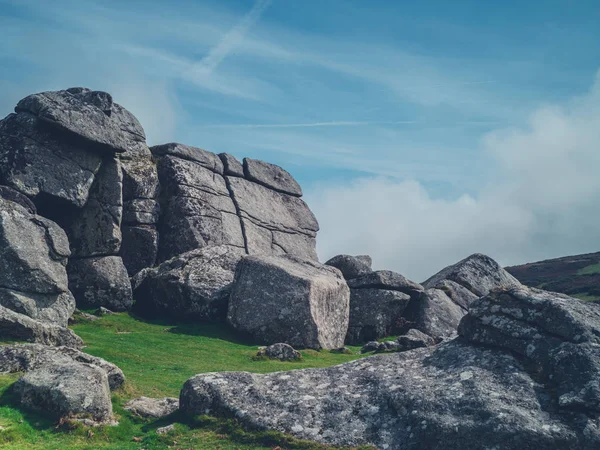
[199,120,419,129]
[191,0,272,76]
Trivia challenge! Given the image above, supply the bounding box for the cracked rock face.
[133,245,244,321]
[242,157,303,197]
[325,254,373,280]
[227,255,349,349]
[181,288,600,449]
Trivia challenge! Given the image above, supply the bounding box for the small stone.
[156,424,175,435]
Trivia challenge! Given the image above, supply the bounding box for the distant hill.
[505,251,600,301]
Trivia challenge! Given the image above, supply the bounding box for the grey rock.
[134,245,244,321]
[403,288,465,340]
[121,158,159,200]
[0,112,102,208]
[124,397,179,418]
[243,157,302,197]
[227,176,318,259]
[0,305,83,348]
[0,185,36,214]
[0,343,124,389]
[180,339,600,449]
[156,154,242,261]
[156,424,175,435]
[355,255,372,267]
[67,256,133,311]
[329,347,353,355]
[119,225,158,276]
[227,255,349,349]
[0,288,75,329]
[69,309,99,322]
[66,157,123,257]
[257,343,302,361]
[423,253,521,297]
[360,341,384,353]
[14,361,113,421]
[396,328,436,352]
[325,254,372,280]
[459,285,600,412]
[347,270,424,296]
[96,306,114,316]
[152,143,223,174]
[434,279,479,310]
[345,288,410,345]
[218,153,244,177]
[16,88,144,153]
[123,199,160,225]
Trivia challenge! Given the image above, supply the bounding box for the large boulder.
[422,253,521,306]
[347,270,424,296]
[67,256,132,311]
[459,285,600,412]
[227,255,349,349]
[181,289,600,448]
[345,288,411,345]
[0,343,124,389]
[180,338,599,449]
[402,288,466,341]
[133,245,244,321]
[325,254,372,280]
[14,361,113,422]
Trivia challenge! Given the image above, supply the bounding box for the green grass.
[576,262,600,275]
[0,313,370,450]
[572,293,600,302]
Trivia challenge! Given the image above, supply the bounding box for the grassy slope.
[0,313,372,450]
[505,251,600,301]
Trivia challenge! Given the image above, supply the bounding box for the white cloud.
[307,70,600,281]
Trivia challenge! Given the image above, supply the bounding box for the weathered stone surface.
[124,397,179,418]
[0,185,36,214]
[227,255,349,349]
[0,343,124,389]
[325,254,372,280]
[355,255,372,267]
[122,199,159,224]
[257,343,302,361]
[152,143,223,174]
[347,270,423,296]
[218,153,244,177]
[181,338,600,449]
[459,285,600,412]
[96,306,114,316]
[156,154,243,261]
[134,245,243,321]
[156,424,175,434]
[396,328,436,352]
[243,157,302,197]
[403,288,465,340]
[14,361,113,421]
[345,288,410,345]
[121,158,159,200]
[227,176,318,260]
[66,157,123,257]
[67,256,132,311]
[0,305,83,348]
[120,225,159,276]
[360,341,384,353]
[423,253,521,297]
[0,112,102,208]
[0,289,75,329]
[434,279,479,310]
[16,88,144,153]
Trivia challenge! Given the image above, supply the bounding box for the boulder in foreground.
[227,255,349,349]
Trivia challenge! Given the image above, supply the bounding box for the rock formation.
[181,287,600,449]
[227,255,349,349]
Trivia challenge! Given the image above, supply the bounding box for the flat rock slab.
[16,88,145,153]
[243,157,302,197]
[124,396,179,418]
[181,339,598,449]
[347,270,423,296]
[151,143,223,174]
[218,153,244,177]
[227,255,349,349]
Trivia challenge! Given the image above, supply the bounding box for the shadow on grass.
[0,381,56,432]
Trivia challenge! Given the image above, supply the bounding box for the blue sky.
[1,0,600,279]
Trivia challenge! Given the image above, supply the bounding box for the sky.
[1,0,599,280]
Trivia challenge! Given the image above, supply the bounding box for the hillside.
[505,251,600,301]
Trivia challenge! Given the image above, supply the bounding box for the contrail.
[193,0,272,75]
